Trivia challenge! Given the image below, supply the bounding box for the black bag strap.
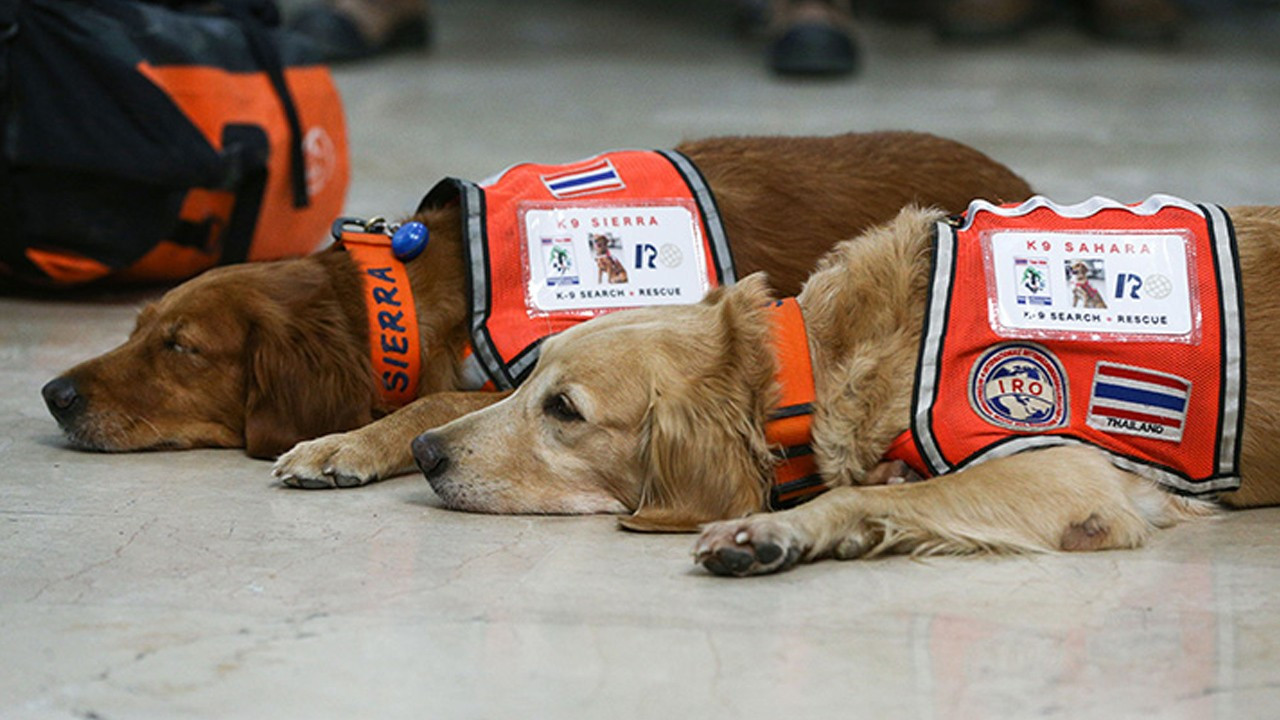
[219,1,310,209]
[139,0,311,210]
[219,124,270,264]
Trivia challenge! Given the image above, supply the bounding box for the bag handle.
[220,1,310,209]
[141,0,311,209]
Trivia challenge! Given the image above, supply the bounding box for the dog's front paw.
[273,432,389,489]
[693,516,809,577]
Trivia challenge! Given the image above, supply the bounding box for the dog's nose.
[42,376,84,423]
[412,432,450,479]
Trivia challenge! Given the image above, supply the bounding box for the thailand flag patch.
[541,159,626,199]
[1087,362,1190,443]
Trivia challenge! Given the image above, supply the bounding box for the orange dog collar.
[763,298,825,509]
[333,218,423,409]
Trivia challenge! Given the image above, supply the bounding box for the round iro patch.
[969,342,1068,431]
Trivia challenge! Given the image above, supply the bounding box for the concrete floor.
[5,1,1280,717]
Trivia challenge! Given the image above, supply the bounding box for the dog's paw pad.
[706,546,757,575]
[283,474,338,490]
[694,519,802,577]
[753,542,784,565]
[331,471,372,488]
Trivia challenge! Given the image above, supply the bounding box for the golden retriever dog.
[407,200,1280,576]
[40,132,1031,477]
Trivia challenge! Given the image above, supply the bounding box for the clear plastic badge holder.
[981,228,1201,345]
[517,198,712,318]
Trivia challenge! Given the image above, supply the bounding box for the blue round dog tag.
[392,221,429,261]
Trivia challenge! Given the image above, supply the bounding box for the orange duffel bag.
[0,0,349,287]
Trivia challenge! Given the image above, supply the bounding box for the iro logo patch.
[1087,362,1189,442]
[969,343,1068,431]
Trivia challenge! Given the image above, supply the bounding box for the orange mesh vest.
[886,196,1244,497]
[421,150,734,389]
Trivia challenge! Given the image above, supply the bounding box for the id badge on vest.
[520,199,713,316]
[984,226,1201,344]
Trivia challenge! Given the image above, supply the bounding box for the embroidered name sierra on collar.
[335,222,423,409]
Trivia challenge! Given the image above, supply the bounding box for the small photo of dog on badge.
[1067,258,1108,308]
[591,232,628,284]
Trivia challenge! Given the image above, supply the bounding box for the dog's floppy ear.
[620,387,772,532]
[620,274,777,532]
[243,290,378,459]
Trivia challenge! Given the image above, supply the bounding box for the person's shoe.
[290,0,431,63]
[769,0,860,77]
[1083,0,1184,43]
[934,0,1044,42]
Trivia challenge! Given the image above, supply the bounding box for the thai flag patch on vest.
[1086,362,1191,442]
[541,159,626,199]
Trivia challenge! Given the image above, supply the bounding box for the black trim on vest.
[1224,210,1247,476]
[770,475,826,510]
[947,433,1244,499]
[419,177,515,390]
[1200,203,1246,478]
[507,337,546,387]
[910,221,959,476]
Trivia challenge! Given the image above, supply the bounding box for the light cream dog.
[410,202,1280,576]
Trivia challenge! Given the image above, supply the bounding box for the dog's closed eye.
[164,338,199,355]
[543,392,583,422]
[162,326,201,356]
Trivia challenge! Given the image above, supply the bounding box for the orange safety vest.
[421,150,735,390]
[886,195,1244,497]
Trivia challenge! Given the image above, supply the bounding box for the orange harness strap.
[763,298,826,509]
[335,221,422,409]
